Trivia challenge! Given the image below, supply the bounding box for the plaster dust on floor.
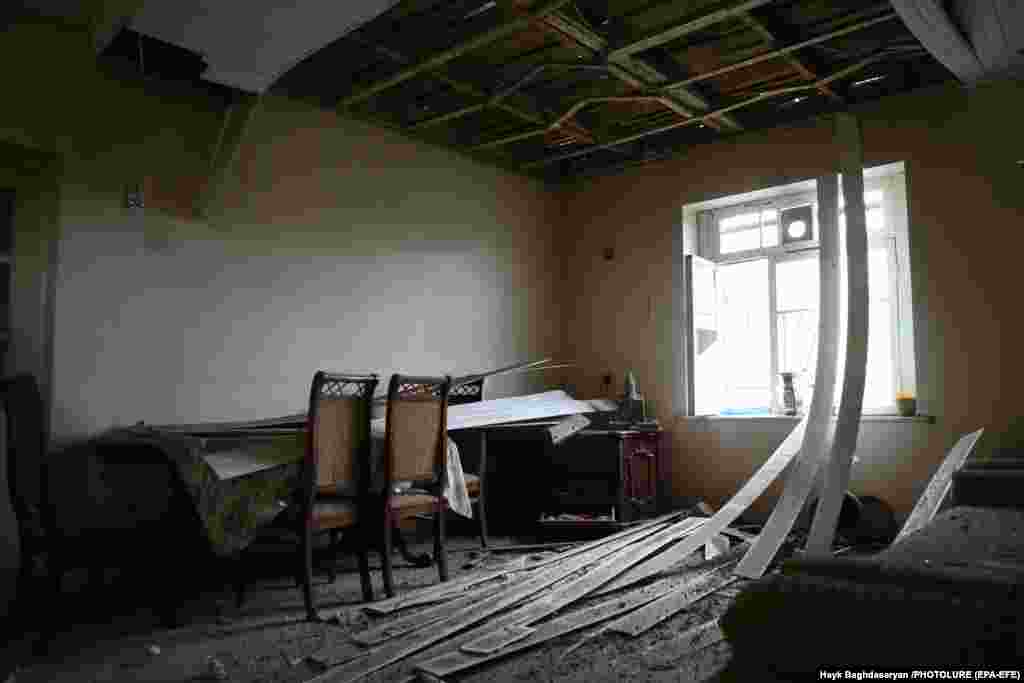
[12,529,744,683]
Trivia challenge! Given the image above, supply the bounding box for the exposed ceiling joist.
[607,0,777,60]
[662,10,898,92]
[339,0,573,108]
[540,10,742,131]
[739,12,843,103]
[522,49,921,170]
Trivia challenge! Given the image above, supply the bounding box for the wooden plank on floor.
[364,512,682,616]
[704,534,729,560]
[459,624,535,654]
[310,517,702,682]
[805,112,870,556]
[354,581,514,646]
[604,565,738,637]
[416,559,733,678]
[734,170,843,580]
[894,428,984,543]
[595,416,808,595]
[363,556,527,616]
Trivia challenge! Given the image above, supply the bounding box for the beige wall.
[559,80,1024,519]
[1,18,563,441]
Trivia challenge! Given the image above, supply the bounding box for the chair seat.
[311,499,358,531]
[388,493,440,518]
[464,473,481,497]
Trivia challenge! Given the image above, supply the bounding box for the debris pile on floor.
[305,510,753,682]
[300,412,827,682]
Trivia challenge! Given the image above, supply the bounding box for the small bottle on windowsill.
[896,391,917,417]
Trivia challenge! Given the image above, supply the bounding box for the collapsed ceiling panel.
[129,0,403,93]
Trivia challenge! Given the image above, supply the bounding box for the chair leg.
[477,433,489,549]
[434,498,448,583]
[357,520,373,602]
[326,529,340,583]
[380,505,395,598]
[300,524,317,621]
[477,498,489,549]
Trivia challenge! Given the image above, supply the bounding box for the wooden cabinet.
[546,429,662,524]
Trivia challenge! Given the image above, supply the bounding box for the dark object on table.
[378,374,452,597]
[241,371,378,620]
[721,506,1024,673]
[614,370,647,425]
[446,377,488,548]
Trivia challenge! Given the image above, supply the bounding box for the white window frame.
[692,167,914,415]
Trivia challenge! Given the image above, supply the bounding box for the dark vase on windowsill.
[781,372,798,416]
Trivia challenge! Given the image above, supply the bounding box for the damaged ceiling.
[8,0,975,181]
[272,0,954,181]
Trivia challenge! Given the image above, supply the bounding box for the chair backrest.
[448,378,485,406]
[383,374,451,485]
[306,372,378,496]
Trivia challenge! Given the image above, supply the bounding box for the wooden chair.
[447,378,488,548]
[295,371,378,619]
[378,374,451,597]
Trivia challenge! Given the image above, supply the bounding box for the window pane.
[720,228,761,254]
[776,256,819,312]
[864,299,894,409]
[869,247,889,299]
[864,189,883,205]
[867,207,885,232]
[720,211,760,231]
[717,259,771,414]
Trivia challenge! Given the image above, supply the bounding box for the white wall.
[49,96,563,439]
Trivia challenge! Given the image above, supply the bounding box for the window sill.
[686,413,935,424]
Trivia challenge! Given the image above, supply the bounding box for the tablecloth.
[96,425,470,557]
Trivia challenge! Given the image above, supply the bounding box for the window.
[686,164,915,416]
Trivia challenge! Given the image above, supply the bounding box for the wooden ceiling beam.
[406,63,605,131]
[540,10,742,131]
[739,12,844,103]
[662,10,898,92]
[471,94,688,150]
[608,0,778,60]
[522,50,904,170]
[339,0,573,108]
[362,41,546,126]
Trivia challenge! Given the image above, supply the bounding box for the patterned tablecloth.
[96,424,469,557]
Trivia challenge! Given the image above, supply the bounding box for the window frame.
[692,171,913,416]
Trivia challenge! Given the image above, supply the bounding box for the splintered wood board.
[894,428,984,543]
[354,581,514,646]
[363,556,527,616]
[453,518,707,656]
[460,624,535,655]
[605,568,737,637]
[364,512,683,616]
[704,534,729,560]
[309,517,701,682]
[806,113,870,556]
[596,416,808,595]
[734,172,842,580]
[416,562,734,679]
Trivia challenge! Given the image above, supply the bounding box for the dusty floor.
[12,524,744,683]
